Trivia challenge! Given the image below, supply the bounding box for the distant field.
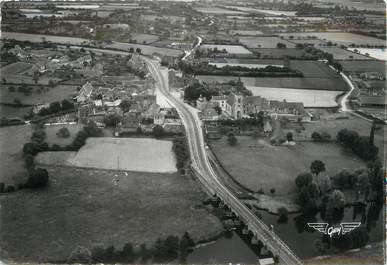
[289,60,345,78]
[0,84,77,105]
[250,48,307,59]
[317,47,372,60]
[208,58,284,69]
[347,48,386,61]
[0,125,32,185]
[1,32,183,57]
[0,166,223,262]
[285,38,326,47]
[200,44,252,54]
[38,137,177,173]
[340,60,385,77]
[210,136,365,196]
[230,30,263,36]
[131,33,159,44]
[194,6,247,15]
[278,32,386,47]
[238,36,296,48]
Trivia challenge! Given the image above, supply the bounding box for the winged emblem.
[308,223,329,234]
[341,222,361,234]
[307,222,361,237]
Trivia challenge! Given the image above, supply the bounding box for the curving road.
[143,57,303,265]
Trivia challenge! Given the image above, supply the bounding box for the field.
[299,110,386,156]
[247,86,342,107]
[289,60,344,78]
[209,136,365,196]
[340,60,385,76]
[0,105,32,119]
[200,44,252,54]
[230,30,263,36]
[238,36,296,48]
[197,75,348,91]
[278,32,386,46]
[208,58,284,69]
[287,38,326,46]
[37,137,177,173]
[0,84,78,105]
[45,124,82,146]
[250,48,307,59]
[317,47,372,60]
[347,48,386,61]
[0,62,34,75]
[194,6,247,15]
[0,125,32,185]
[130,33,159,44]
[1,32,184,57]
[0,167,223,262]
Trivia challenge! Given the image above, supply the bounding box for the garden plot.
[42,137,177,172]
[238,36,296,48]
[200,44,252,54]
[194,6,247,15]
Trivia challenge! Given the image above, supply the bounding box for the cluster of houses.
[76,81,183,135]
[196,92,311,121]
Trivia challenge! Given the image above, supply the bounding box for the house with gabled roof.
[75,81,94,103]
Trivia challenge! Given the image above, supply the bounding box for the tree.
[325,189,345,223]
[61,99,74,110]
[214,105,222,115]
[48,79,55,88]
[119,99,132,114]
[318,174,331,194]
[26,168,49,188]
[104,113,121,127]
[136,48,141,54]
[153,125,164,138]
[14,98,21,106]
[286,132,293,142]
[295,172,313,189]
[277,207,288,223]
[357,172,370,198]
[49,101,61,113]
[310,160,325,176]
[277,42,287,49]
[227,133,237,146]
[31,129,46,143]
[57,127,70,138]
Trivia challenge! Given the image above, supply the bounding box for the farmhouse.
[76,81,94,103]
[211,92,309,120]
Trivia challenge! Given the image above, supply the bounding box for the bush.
[0,182,4,193]
[227,133,237,146]
[173,136,189,169]
[56,127,70,138]
[26,168,49,189]
[153,125,164,138]
[104,113,121,127]
[312,131,331,142]
[277,207,288,223]
[5,185,15,192]
[270,188,276,194]
[295,172,313,189]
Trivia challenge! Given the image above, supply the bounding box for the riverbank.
[305,242,384,265]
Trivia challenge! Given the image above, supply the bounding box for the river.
[187,202,384,263]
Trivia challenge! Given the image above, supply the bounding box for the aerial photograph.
[0,0,385,264]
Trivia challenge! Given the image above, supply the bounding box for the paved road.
[143,57,303,265]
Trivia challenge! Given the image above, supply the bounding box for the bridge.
[144,57,303,265]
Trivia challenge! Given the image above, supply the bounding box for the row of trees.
[37,99,75,117]
[336,128,378,161]
[83,232,195,264]
[172,136,190,170]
